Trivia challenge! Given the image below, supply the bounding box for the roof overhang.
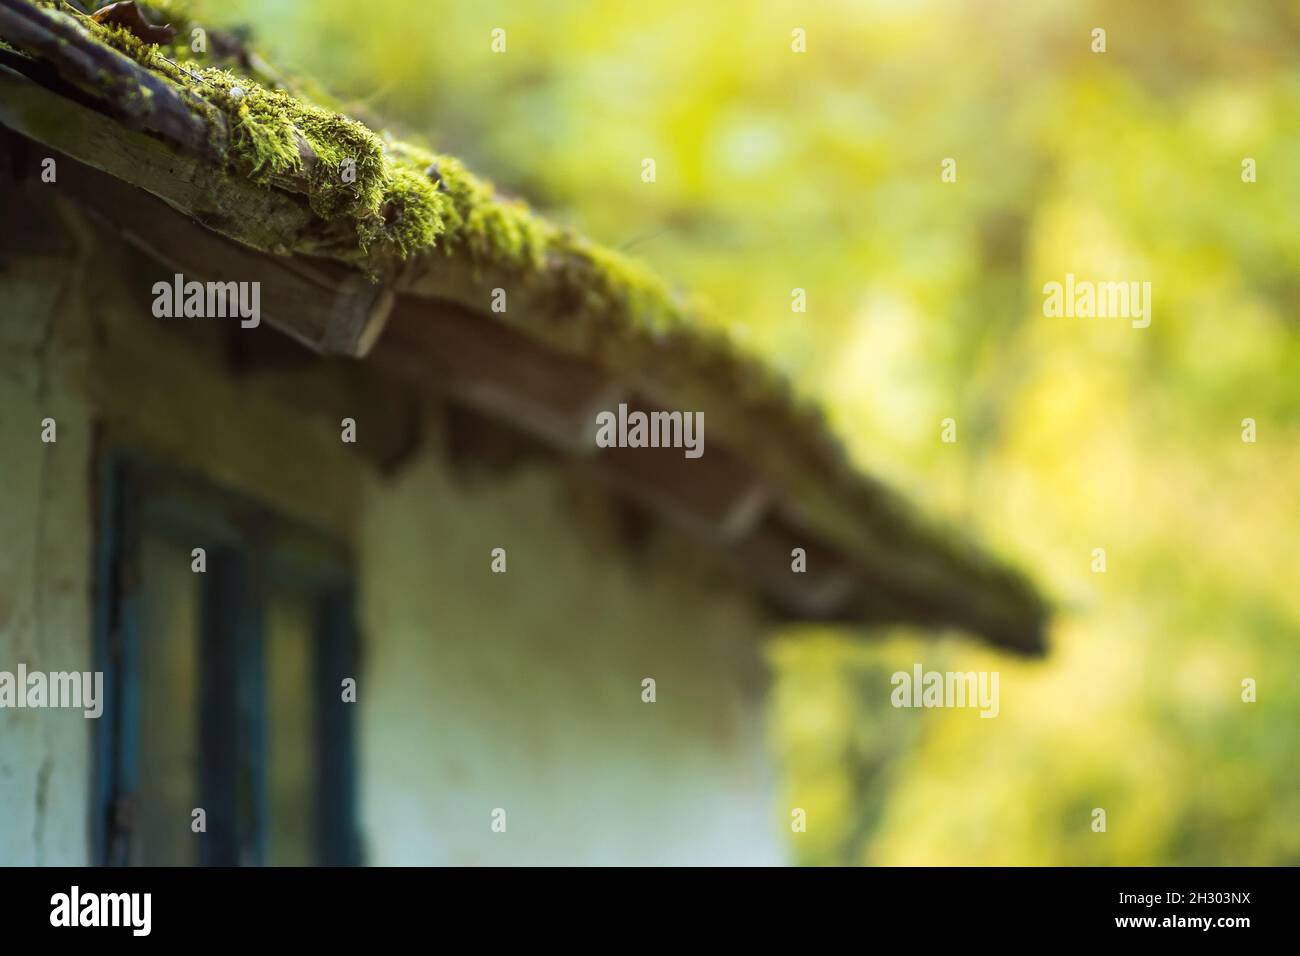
[0,0,1050,653]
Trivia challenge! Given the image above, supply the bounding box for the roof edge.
[0,0,1051,654]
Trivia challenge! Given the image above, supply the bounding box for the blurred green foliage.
[196,0,1300,864]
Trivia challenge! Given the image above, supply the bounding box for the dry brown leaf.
[90,1,176,45]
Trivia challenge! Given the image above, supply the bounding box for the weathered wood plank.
[16,128,393,356]
[590,394,772,542]
[730,510,861,619]
[0,0,216,155]
[0,64,316,256]
[372,296,617,451]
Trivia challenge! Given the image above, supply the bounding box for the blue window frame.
[93,453,361,866]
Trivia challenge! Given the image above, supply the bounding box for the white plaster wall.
[359,455,784,866]
[0,256,95,865]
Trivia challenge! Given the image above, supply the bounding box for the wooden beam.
[23,130,393,357]
[372,296,616,451]
[0,63,326,258]
[590,394,772,543]
[731,508,861,618]
[373,305,774,544]
[0,0,218,156]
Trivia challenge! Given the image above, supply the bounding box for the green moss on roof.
[7,0,701,319]
[1,0,707,341]
[0,0,1049,652]
[20,0,547,266]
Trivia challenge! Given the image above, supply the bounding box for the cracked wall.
[0,190,95,865]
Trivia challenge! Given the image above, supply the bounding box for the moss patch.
[3,2,1049,650]
[17,2,597,275]
[50,0,552,266]
[194,68,400,238]
[385,143,551,269]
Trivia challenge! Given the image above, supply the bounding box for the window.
[93,455,361,866]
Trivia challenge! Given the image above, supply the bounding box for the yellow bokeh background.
[199,0,1300,864]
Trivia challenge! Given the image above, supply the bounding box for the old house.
[0,0,1046,866]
